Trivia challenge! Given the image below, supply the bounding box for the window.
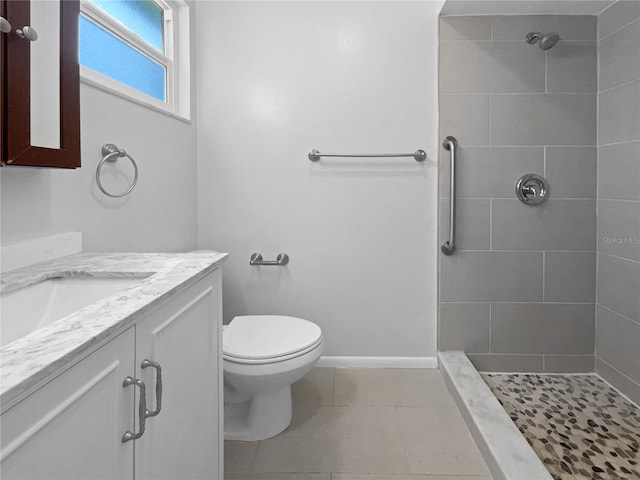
[79,0,190,119]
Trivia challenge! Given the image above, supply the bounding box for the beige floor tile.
[332,476,492,480]
[252,406,411,474]
[224,440,259,473]
[226,474,331,480]
[334,369,457,408]
[396,408,491,476]
[292,367,335,406]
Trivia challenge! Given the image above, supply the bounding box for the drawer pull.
[0,16,12,34]
[122,377,146,442]
[141,359,162,417]
[16,25,38,41]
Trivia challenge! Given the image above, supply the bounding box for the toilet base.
[224,385,293,441]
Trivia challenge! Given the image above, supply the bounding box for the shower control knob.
[516,174,549,206]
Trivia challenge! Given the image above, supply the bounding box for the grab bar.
[441,136,457,256]
[308,149,426,162]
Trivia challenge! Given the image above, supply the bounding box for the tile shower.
[438,3,640,478]
[484,373,640,479]
[439,13,599,372]
[595,0,640,405]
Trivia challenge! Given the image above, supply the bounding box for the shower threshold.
[439,351,640,480]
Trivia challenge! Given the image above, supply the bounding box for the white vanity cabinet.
[0,328,136,480]
[135,269,223,480]
[0,269,223,480]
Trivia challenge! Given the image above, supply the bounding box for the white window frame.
[79,0,190,120]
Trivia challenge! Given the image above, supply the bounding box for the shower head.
[539,32,560,50]
[526,32,560,50]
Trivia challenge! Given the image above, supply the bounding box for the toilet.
[223,315,323,441]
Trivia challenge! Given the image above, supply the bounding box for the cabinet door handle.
[16,25,38,41]
[141,359,162,418]
[122,377,147,442]
[0,16,12,34]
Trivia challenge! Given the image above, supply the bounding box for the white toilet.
[223,315,323,441]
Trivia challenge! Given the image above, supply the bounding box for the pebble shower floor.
[483,374,639,480]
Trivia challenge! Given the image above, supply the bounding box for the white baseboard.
[1,232,82,273]
[317,356,438,369]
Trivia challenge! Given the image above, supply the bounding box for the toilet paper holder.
[250,253,289,266]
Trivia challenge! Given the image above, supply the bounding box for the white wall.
[0,4,198,253]
[197,1,442,358]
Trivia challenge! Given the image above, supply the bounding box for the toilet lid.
[223,338,323,365]
[223,315,322,360]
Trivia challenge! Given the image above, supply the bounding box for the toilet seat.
[224,337,323,365]
[223,315,322,364]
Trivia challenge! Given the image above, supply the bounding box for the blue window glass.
[89,0,164,52]
[80,16,166,101]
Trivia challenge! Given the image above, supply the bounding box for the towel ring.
[96,144,139,198]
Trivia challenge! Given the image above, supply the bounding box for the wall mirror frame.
[2,0,80,168]
[1,2,5,158]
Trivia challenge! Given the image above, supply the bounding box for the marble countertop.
[439,351,552,480]
[0,252,228,409]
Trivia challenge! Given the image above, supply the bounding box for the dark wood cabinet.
[1,0,80,168]
[1,2,5,161]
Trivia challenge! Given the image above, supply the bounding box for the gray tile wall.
[438,15,598,373]
[595,1,640,405]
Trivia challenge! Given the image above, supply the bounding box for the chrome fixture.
[250,253,290,266]
[122,377,147,442]
[141,359,163,418]
[308,149,426,162]
[441,136,458,256]
[96,143,139,198]
[0,16,12,34]
[526,32,560,50]
[122,360,163,443]
[16,25,38,41]
[516,174,550,206]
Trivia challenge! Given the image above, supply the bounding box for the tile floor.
[484,373,640,480]
[225,368,492,480]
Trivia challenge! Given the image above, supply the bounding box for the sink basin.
[1,276,146,348]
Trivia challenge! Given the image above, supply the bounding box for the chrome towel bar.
[308,149,426,162]
[441,136,457,256]
[250,253,289,266]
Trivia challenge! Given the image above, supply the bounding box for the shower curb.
[439,351,552,480]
